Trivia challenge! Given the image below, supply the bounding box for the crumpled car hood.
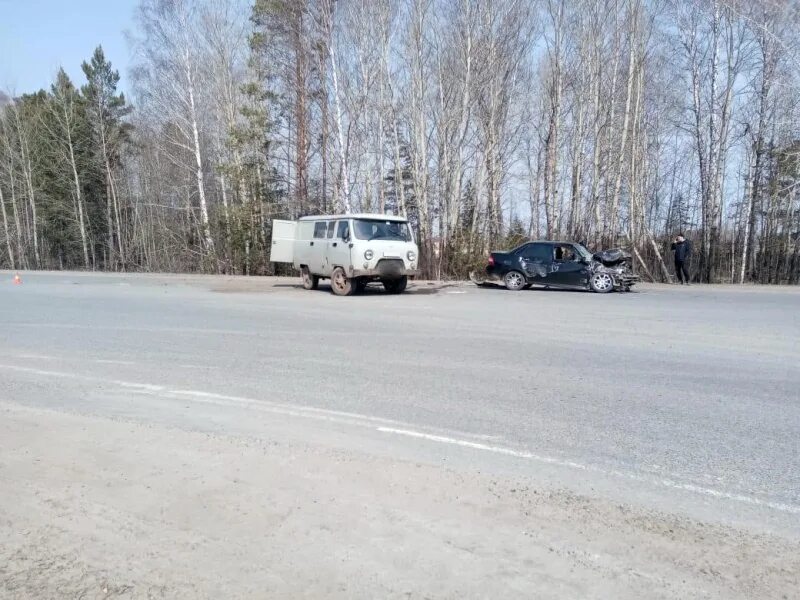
[593,248,631,266]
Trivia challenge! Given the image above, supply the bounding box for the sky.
[0,0,138,95]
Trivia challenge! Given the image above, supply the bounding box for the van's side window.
[327,221,336,238]
[336,221,349,239]
[313,221,327,239]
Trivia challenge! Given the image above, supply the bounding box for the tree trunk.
[568,96,585,239]
[0,185,15,269]
[67,130,91,270]
[293,11,309,214]
[186,54,215,257]
[608,2,638,246]
[106,179,115,269]
[20,135,41,268]
[329,37,352,212]
[7,164,26,268]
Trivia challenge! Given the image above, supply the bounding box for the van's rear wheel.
[331,267,355,296]
[383,276,408,294]
[301,267,319,290]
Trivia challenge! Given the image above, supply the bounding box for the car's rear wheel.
[383,276,408,294]
[331,267,355,296]
[589,272,614,293]
[301,267,319,290]
[503,270,526,291]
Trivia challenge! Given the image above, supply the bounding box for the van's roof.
[298,213,408,222]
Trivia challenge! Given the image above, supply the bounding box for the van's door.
[270,220,296,263]
[328,219,353,274]
[311,221,331,276]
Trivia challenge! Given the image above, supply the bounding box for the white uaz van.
[270,214,420,295]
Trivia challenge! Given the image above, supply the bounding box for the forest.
[0,0,798,283]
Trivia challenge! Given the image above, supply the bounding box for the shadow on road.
[274,282,448,296]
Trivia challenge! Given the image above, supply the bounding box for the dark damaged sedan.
[473,240,639,293]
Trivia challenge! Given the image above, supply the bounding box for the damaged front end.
[589,248,639,290]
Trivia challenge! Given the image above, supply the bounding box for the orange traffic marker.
[12,273,21,285]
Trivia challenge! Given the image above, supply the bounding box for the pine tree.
[45,70,94,269]
[81,46,132,270]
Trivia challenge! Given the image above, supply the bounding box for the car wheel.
[589,272,614,293]
[301,267,319,290]
[503,271,526,291]
[383,276,408,294]
[331,267,354,296]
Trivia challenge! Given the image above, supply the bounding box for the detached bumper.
[484,266,505,282]
[613,273,640,287]
[469,268,504,286]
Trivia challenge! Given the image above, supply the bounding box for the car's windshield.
[574,244,593,261]
[353,219,412,242]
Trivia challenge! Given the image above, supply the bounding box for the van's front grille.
[375,259,405,278]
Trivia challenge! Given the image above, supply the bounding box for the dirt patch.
[2,402,797,599]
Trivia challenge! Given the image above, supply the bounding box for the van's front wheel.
[331,267,355,296]
[301,267,319,290]
[383,276,408,294]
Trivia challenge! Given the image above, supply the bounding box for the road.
[1,271,798,598]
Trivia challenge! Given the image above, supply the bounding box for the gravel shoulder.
[2,401,798,600]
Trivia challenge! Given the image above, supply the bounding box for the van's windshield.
[353,219,412,242]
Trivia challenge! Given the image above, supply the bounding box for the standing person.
[671,234,692,285]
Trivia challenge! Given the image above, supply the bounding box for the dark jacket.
[671,240,692,262]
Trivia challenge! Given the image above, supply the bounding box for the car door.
[328,219,353,273]
[549,244,588,287]
[516,243,554,282]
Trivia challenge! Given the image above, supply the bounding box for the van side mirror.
[343,229,351,242]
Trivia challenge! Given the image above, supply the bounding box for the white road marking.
[377,427,800,515]
[95,359,137,365]
[2,362,799,516]
[8,352,204,371]
[0,365,421,431]
[10,323,260,336]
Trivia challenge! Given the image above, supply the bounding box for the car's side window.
[336,220,349,240]
[327,221,336,238]
[554,245,577,262]
[313,221,328,239]
[521,243,552,261]
[518,244,534,259]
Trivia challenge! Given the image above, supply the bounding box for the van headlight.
[364,249,374,260]
[407,250,417,261]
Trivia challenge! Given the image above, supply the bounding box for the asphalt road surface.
[1,271,798,599]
